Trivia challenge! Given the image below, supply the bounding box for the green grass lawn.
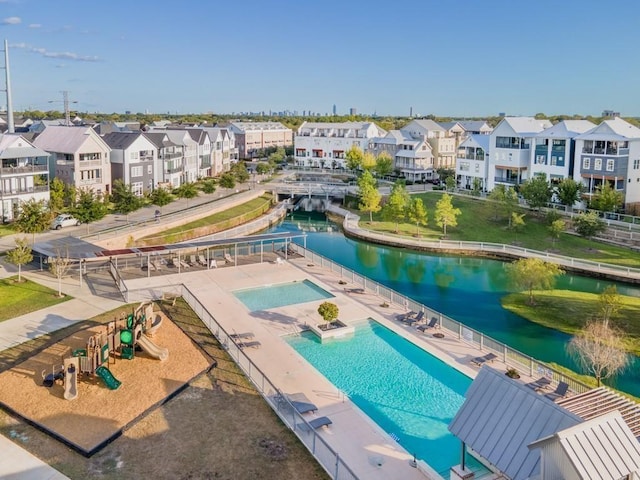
[359,192,640,267]
[502,289,640,356]
[0,277,71,322]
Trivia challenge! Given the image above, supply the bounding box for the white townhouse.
[144,132,183,188]
[158,129,199,183]
[456,134,490,191]
[201,127,236,175]
[487,117,552,191]
[531,120,595,186]
[370,130,434,181]
[33,125,112,195]
[294,121,386,169]
[0,133,50,221]
[401,119,457,171]
[458,120,493,136]
[102,132,158,196]
[572,117,640,210]
[186,129,212,179]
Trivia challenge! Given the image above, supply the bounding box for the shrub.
[317,302,339,323]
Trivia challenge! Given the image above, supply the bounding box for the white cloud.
[28,23,42,29]
[10,42,100,62]
[1,16,21,25]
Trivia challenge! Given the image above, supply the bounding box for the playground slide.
[137,334,169,361]
[63,357,79,400]
[95,365,122,390]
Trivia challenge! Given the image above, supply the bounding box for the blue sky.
[1,0,639,117]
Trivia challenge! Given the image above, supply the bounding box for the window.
[131,166,143,177]
[536,155,546,165]
[131,182,143,197]
[594,158,602,171]
[459,162,470,171]
[147,165,153,174]
[582,158,591,169]
[475,163,480,173]
[606,159,615,172]
[130,151,139,160]
[582,140,593,154]
[634,159,640,170]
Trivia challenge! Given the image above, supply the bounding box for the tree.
[407,197,428,236]
[599,285,621,328]
[567,321,629,387]
[434,193,461,236]
[49,248,73,297]
[200,179,217,194]
[6,237,32,282]
[256,162,271,175]
[317,301,339,324]
[219,173,236,189]
[574,211,606,239]
[445,176,456,191]
[471,178,482,196]
[555,178,585,209]
[268,146,285,164]
[487,185,507,221]
[174,182,199,206]
[436,168,455,184]
[511,212,525,243]
[357,170,381,223]
[14,198,51,243]
[591,182,623,213]
[71,190,108,232]
[374,152,393,178]
[520,173,552,211]
[231,162,249,183]
[507,258,564,305]
[548,219,565,246]
[48,177,65,214]
[361,152,376,171]
[111,180,144,218]
[345,145,364,171]
[63,184,77,209]
[382,181,409,233]
[150,186,174,210]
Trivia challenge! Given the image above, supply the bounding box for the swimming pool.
[286,319,483,477]
[233,279,334,311]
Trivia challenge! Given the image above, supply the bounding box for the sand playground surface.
[0,313,213,455]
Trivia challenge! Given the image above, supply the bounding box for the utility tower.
[49,91,77,126]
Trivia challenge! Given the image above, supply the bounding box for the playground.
[0,307,212,455]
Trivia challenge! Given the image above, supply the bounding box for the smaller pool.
[233,279,334,311]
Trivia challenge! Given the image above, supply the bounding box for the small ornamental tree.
[507,258,564,305]
[6,237,32,282]
[434,193,461,236]
[574,211,606,239]
[317,301,339,324]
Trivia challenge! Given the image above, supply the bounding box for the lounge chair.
[291,400,318,414]
[544,381,569,401]
[298,416,332,431]
[224,253,234,264]
[179,259,190,269]
[230,331,255,340]
[237,340,261,350]
[396,311,417,322]
[198,254,207,266]
[525,377,552,390]
[210,259,218,268]
[406,311,425,325]
[470,352,498,366]
[189,255,197,266]
[417,317,439,332]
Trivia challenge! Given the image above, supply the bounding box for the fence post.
[335,453,340,479]
[458,322,462,340]
[479,334,484,351]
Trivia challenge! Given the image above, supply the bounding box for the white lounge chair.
[210,259,218,268]
[198,254,207,266]
[224,253,234,264]
[189,255,197,266]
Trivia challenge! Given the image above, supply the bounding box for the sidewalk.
[0,435,69,480]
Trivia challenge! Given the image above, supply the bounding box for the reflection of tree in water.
[487,261,510,292]
[433,263,456,290]
[381,251,404,282]
[355,243,379,269]
[406,259,427,284]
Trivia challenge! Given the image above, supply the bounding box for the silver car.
[51,214,81,230]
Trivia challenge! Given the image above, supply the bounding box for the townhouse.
[572,117,640,210]
[455,134,490,190]
[144,132,183,188]
[486,117,552,191]
[157,129,199,183]
[401,119,457,171]
[0,133,50,221]
[33,125,112,195]
[185,129,213,179]
[294,121,386,169]
[228,121,292,159]
[369,130,433,182]
[102,132,158,196]
[201,127,237,175]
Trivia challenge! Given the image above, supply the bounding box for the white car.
[51,214,81,230]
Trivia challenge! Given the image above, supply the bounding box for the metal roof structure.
[557,386,640,438]
[448,366,582,480]
[529,411,640,480]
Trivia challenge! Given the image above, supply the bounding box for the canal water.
[272,212,640,397]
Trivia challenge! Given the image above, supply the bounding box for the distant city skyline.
[1,0,639,117]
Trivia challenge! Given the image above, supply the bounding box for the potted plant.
[317,301,339,331]
[505,367,520,379]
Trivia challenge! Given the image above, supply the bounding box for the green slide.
[95,366,122,390]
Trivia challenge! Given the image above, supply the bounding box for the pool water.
[286,319,483,477]
[233,279,334,311]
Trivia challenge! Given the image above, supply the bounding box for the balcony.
[494,176,519,185]
[164,166,183,174]
[140,154,154,162]
[163,152,182,160]
[0,185,49,196]
[0,164,48,175]
[78,159,103,168]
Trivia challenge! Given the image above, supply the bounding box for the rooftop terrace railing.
[124,282,360,480]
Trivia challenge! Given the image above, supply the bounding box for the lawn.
[0,277,71,322]
[501,290,640,356]
[139,194,274,245]
[359,192,640,267]
[0,299,328,480]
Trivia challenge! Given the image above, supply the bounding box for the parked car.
[51,214,80,230]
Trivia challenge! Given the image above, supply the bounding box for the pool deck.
[124,257,511,480]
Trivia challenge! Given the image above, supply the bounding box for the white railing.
[123,283,360,480]
[291,243,592,396]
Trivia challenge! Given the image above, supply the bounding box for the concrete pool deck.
[124,257,511,479]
